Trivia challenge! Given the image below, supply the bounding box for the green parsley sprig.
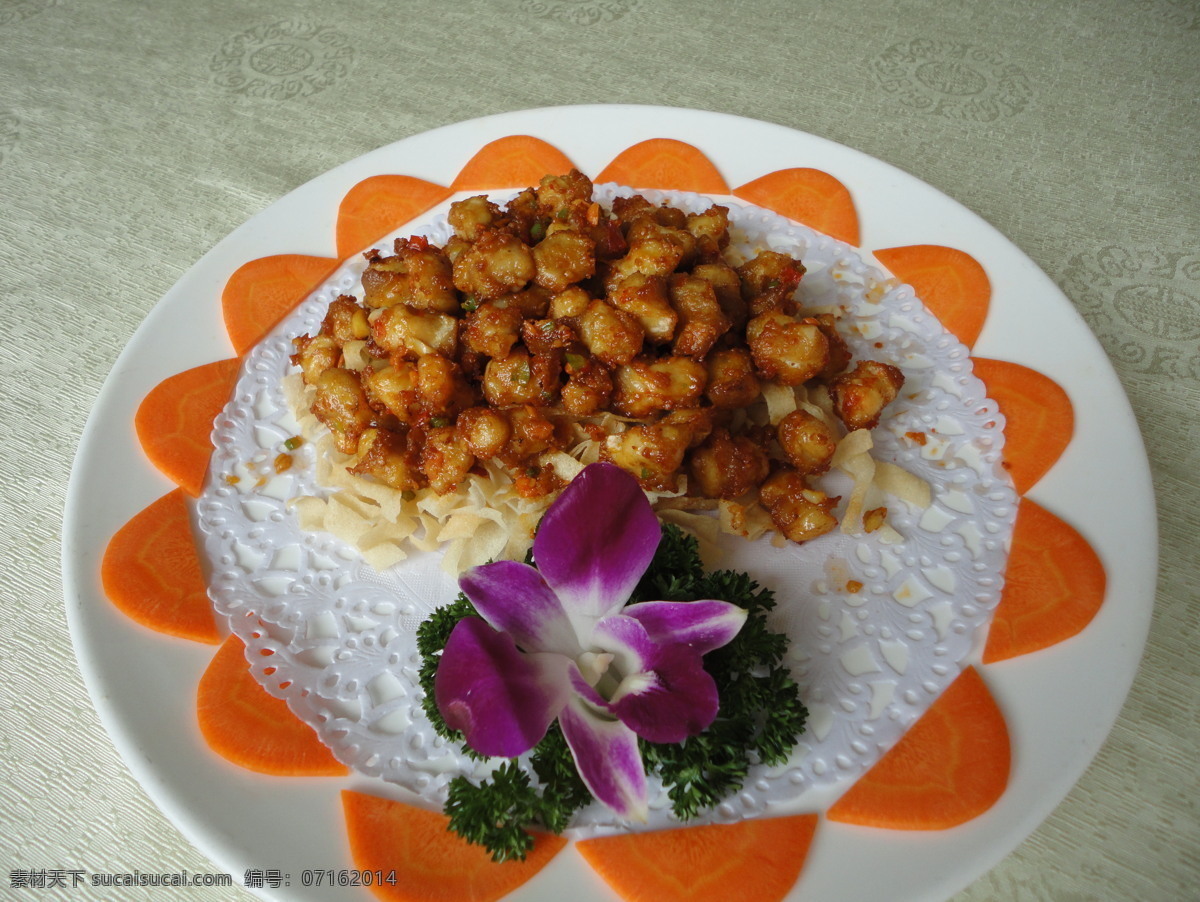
[416,523,808,861]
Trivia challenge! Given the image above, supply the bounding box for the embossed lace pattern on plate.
[197,188,1017,834]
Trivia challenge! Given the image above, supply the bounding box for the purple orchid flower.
[434,461,747,821]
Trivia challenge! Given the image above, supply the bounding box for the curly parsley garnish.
[416,523,807,861]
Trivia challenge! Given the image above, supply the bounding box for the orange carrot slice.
[222,254,339,355]
[450,135,576,191]
[336,175,453,259]
[827,667,1009,830]
[341,791,566,902]
[577,815,818,902]
[197,635,348,776]
[101,488,220,644]
[734,168,860,246]
[983,498,1106,663]
[971,357,1074,495]
[596,139,729,194]
[873,245,991,348]
[135,357,241,496]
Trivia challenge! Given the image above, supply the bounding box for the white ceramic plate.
[63,105,1157,902]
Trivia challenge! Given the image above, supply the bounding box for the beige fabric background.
[2,0,1196,899]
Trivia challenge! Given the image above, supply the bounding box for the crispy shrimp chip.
[342,340,370,371]
[832,428,874,467]
[539,450,585,483]
[874,460,932,510]
[761,381,799,425]
[657,508,722,558]
[839,454,877,534]
[718,499,772,541]
[362,541,408,572]
[291,495,328,532]
[833,429,877,534]
[327,494,384,543]
[435,511,489,542]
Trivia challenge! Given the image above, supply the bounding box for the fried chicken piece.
[577,299,644,369]
[602,417,697,492]
[371,305,458,359]
[776,409,837,475]
[311,368,375,455]
[463,301,523,358]
[361,240,458,313]
[610,355,707,419]
[349,427,422,491]
[452,229,535,300]
[560,358,614,417]
[704,347,760,409]
[669,273,731,358]
[745,311,829,385]
[420,425,475,495]
[829,360,906,431]
[737,250,805,315]
[455,405,511,460]
[759,468,839,544]
[482,347,560,408]
[532,229,595,293]
[448,195,503,241]
[689,427,771,499]
[608,273,677,344]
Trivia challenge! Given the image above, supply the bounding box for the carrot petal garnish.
[873,245,991,348]
[341,791,566,902]
[983,498,1106,662]
[101,488,219,644]
[135,357,241,496]
[734,168,860,246]
[336,175,453,259]
[450,135,575,191]
[222,254,339,355]
[576,815,818,902]
[970,357,1074,495]
[596,139,729,194]
[827,667,1010,830]
[197,635,347,776]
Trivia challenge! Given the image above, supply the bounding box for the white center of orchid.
[576,651,614,687]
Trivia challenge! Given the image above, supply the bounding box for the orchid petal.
[624,599,748,655]
[460,560,582,656]
[533,462,660,625]
[591,613,658,677]
[434,617,570,758]
[609,644,720,744]
[558,695,648,822]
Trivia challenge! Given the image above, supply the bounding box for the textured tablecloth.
[2,0,1196,899]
